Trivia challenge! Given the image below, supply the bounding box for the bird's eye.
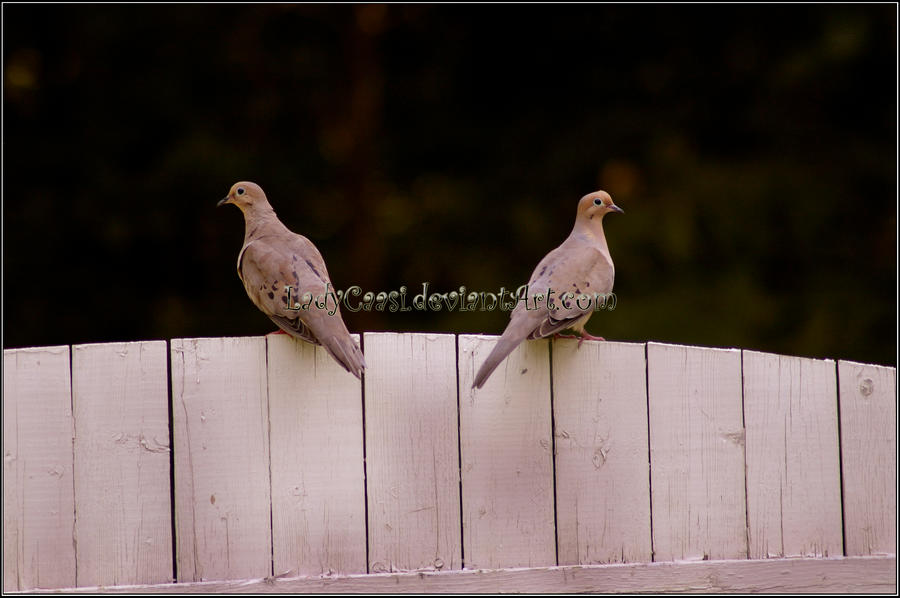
[593,197,603,206]
[237,188,245,196]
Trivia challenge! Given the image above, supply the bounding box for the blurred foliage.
[3,4,896,366]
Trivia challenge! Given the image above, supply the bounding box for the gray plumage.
[472,190,623,389]
[219,181,366,379]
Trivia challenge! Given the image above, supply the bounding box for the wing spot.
[305,259,321,279]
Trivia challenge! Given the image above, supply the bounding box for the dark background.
[4,4,896,366]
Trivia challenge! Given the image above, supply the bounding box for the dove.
[472,190,623,390]
[218,181,366,379]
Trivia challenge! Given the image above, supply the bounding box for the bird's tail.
[321,334,367,380]
[472,317,534,390]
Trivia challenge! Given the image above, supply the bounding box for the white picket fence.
[2,334,896,593]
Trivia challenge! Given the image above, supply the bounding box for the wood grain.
[458,335,556,569]
[267,334,367,576]
[3,346,76,591]
[838,360,896,556]
[743,350,842,558]
[72,341,173,585]
[4,337,896,593]
[31,556,896,594]
[552,339,651,564]
[363,333,461,572]
[170,337,271,582]
[646,342,747,561]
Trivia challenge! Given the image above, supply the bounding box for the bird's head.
[217,181,267,212]
[577,190,624,221]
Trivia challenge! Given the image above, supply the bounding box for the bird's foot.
[577,330,605,348]
[553,332,579,340]
[553,331,605,347]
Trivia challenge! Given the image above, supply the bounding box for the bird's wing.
[472,237,613,389]
[239,231,366,378]
[239,232,334,326]
[521,238,614,339]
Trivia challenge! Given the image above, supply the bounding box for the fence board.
[3,337,896,593]
[2,346,76,591]
[552,340,651,565]
[267,335,367,576]
[170,337,271,582]
[363,333,461,572]
[31,556,897,594]
[458,335,556,569]
[71,342,173,586]
[646,342,746,561]
[838,360,896,556]
[743,351,842,558]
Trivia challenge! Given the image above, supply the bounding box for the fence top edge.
[362,331,456,342]
[4,336,894,371]
[646,341,741,355]
[837,358,898,374]
[741,348,837,365]
[3,344,69,356]
[170,335,266,344]
[71,339,168,352]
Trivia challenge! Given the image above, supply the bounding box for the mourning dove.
[472,190,623,389]
[218,181,366,378]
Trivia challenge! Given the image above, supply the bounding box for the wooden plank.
[458,334,555,569]
[71,341,173,586]
[3,349,20,591]
[170,337,271,582]
[30,556,897,594]
[267,334,367,576]
[552,340,651,565]
[838,360,896,556]
[743,351,842,558]
[646,342,746,561]
[2,346,76,591]
[363,333,461,572]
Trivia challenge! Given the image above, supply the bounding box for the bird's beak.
[609,204,624,214]
[217,195,230,207]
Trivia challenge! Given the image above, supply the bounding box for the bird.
[472,190,623,390]
[218,181,366,379]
